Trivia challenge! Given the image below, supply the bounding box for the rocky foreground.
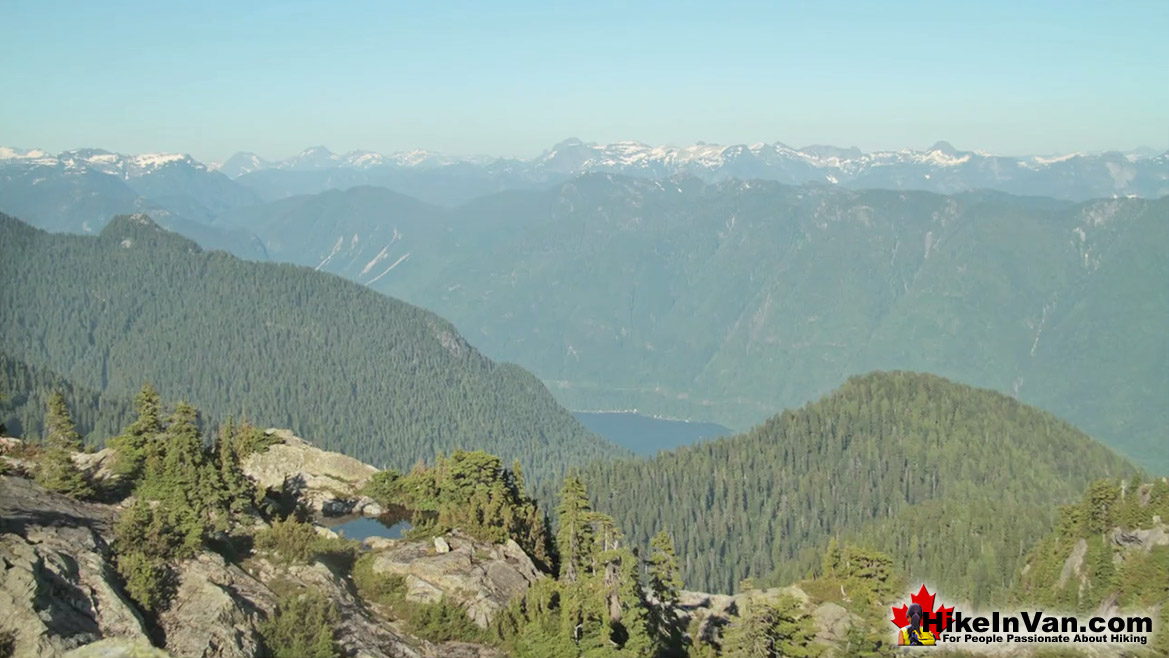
[3,431,1162,658]
[0,429,877,658]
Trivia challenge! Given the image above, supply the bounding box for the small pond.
[323,515,413,542]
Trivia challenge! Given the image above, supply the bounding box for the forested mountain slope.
[0,352,134,444]
[0,213,624,479]
[569,371,1140,597]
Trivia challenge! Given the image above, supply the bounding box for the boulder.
[360,498,385,517]
[241,430,377,516]
[73,448,121,485]
[811,602,852,644]
[0,476,150,657]
[364,537,401,551]
[371,532,543,627]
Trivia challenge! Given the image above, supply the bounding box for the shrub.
[254,517,357,565]
[259,590,340,658]
[351,552,406,607]
[361,469,404,504]
[116,550,175,612]
[404,598,483,643]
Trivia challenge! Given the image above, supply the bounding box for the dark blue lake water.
[573,411,733,456]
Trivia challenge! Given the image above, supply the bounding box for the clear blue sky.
[2,0,1166,161]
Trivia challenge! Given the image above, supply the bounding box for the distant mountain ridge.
[220,139,1169,202]
[4,139,1167,203]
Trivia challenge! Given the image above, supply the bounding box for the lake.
[573,411,732,456]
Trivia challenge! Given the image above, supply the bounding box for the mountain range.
[1,141,1166,473]
[208,178,1169,473]
[4,139,1168,208]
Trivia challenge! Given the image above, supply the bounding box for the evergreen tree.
[35,392,93,498]
[720,600,775,658]
[721,595,819,658]
[557,476,595,582]
[212,416,259,517]
[109,383,163,481]
[44,391,82,450]
[647,531,684,654]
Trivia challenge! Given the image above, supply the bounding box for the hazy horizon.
[2,138,1165,166]
[3,1,1167,162]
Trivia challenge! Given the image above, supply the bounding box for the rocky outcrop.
[241,429,381,516]
[63,638,172,657]
[1057,537,1089,589]
[242,557,420,658]
[156,548,422,658]
[72,449,121,487]
[1109,523,1168,554]
[809,601,851,645]
[0,476,149,658]
[156,553,272,658]
[370,531,543,628]
[679,585,862,655]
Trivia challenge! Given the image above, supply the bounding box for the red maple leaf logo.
[890,584,954,635]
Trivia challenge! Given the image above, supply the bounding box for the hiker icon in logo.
[892,585,953,646]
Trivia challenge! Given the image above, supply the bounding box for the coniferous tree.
[721,594,819,658]
[109,383,163,481]
[557,476,595,583]
[44,391,82,450]
[647,531,684,654]
[35,392,92,498]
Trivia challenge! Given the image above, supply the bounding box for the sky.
[1,0,1166,162]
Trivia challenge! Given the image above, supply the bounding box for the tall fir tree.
[557,476,596,583]
[35,392,92,498]
[109,383,163,482]
[647,531,684,654]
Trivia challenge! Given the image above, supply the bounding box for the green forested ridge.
[1014,477,1169,612]
[0,352,135,445]
[218,179,1167,471]
[0,212,624,481]
[1013,478,1169,656]
[564,371,1140,596]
